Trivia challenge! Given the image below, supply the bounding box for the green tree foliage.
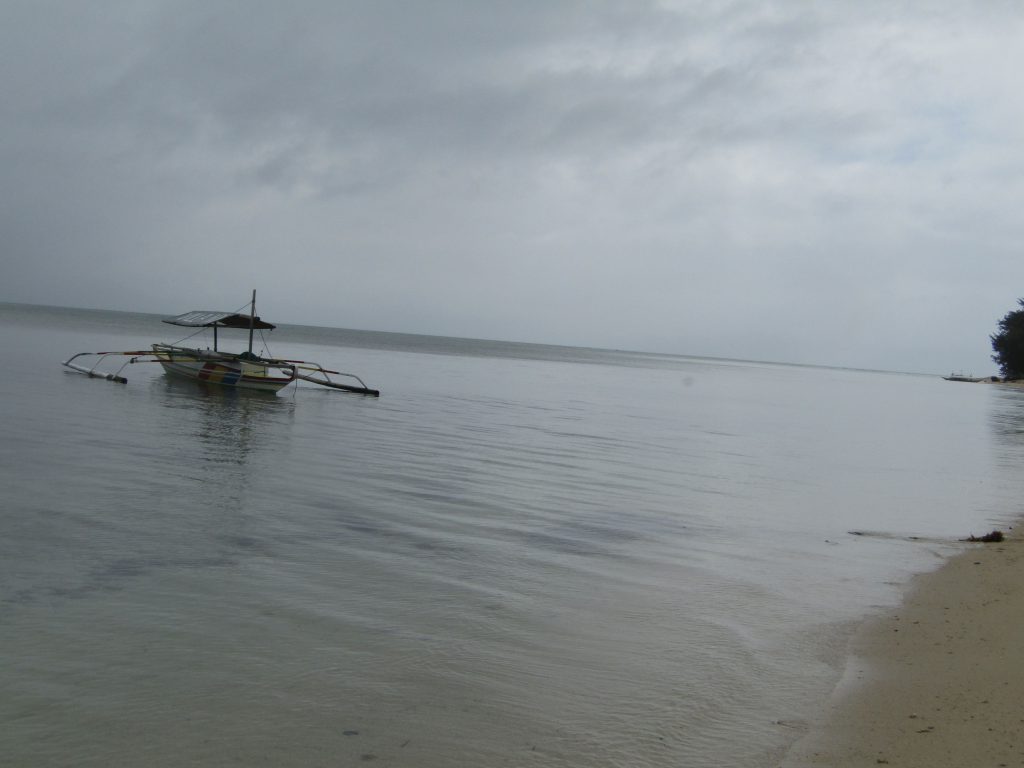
[991,299,1024,379]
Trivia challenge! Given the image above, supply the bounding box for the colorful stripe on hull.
[197,362,243,386]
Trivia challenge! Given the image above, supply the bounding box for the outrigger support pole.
[62,353,130,383]
[287,362,380,396]
[295,372,380,396]
[63,362,127,383]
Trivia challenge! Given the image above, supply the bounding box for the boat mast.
[248,289,256,355]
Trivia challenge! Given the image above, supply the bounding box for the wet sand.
[782,533,1024,767]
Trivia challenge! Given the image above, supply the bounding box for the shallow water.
[3,302,1024,767]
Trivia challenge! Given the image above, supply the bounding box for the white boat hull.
[152,345,295,392]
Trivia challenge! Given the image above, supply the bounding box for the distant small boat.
[942,372,985,383]
[61,291,380,396]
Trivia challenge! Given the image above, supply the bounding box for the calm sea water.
[3,302,1024,767]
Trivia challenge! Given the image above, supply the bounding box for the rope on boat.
[257,327,274,359]
[170,325,210,347]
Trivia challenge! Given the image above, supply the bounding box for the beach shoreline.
[780,531,1024,767]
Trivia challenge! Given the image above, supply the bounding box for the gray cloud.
[2,0,1022,372]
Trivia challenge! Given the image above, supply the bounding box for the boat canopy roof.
[162,311,276,330]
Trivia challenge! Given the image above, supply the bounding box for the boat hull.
[152,345,295,393]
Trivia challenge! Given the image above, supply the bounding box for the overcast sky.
[2,1,1022,373]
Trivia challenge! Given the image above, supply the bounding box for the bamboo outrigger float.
[62,291,380,397]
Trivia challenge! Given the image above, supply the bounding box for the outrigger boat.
[62,291,380,396]
[942,372,985,383]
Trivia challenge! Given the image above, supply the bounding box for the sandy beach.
[782,532,1024,767]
